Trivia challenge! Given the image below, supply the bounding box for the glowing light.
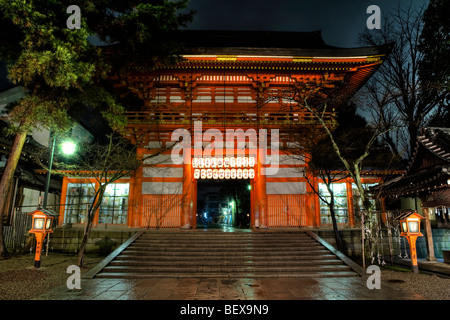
[237,168,243,179]
[192,156,256,179]
[192,158,199,168]
[236,157,242,167]
[33,218,45,230]
[60,140,76,155]
[230,157,236,167]
[249,157,255,167]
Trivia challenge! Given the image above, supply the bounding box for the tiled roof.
[377,127,450,198]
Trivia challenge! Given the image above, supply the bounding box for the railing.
[2,204,60,251]
[125,111,335,126]
[2,210,33,251]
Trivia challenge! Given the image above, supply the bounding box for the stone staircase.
[93,230,359,279]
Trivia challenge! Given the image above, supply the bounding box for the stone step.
[108,259,345,267]
[115,253,339,261]
[95,271,359,279]
[133,240,321,246]
[121,249,330,257]
[140,233,311,240]
[135,234,318,240]
[127,244,324,251]
[101,264,352,274]
[93,231,359,279]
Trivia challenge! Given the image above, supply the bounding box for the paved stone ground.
[38,276,424,301]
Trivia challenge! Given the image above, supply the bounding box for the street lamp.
[396,211,425,274]
[60,140,77,155]
[43,137,76,209]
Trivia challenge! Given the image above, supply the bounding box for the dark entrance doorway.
[196,179,251,229]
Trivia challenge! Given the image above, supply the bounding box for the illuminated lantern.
[237,169,243,179]
[211,158,217,168]
[194,169,200,179]
[205,158,211,168]
[192,158,199,168]
[225,169,231,179]
[243,157,249,167]
[207,169,213,179]
[28,209,58,268]
[249,157,255,167]
[213,169,219,179]
[236,157,242,167]
[219,169,225,179]
[201,169,207,179]
[396,212,425,274]
[243,169,249,179]
[231,169,237,179]
[230,157,236,167]
[199,158,205,168]
[224,157,230,168]
[217,158,223,168]
[249,169,255,179]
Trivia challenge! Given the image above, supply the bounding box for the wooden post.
[407,236,419,274]
[34,233,45,268]
[423,208,437,261]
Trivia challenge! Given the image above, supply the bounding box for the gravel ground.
[1,253,449,300]
[379,266,450,300]
[0,252,103,300]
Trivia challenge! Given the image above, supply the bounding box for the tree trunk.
[326,190,344,252]
[329,205,344,252]
[77,185,105,267]
[0,132,27,257]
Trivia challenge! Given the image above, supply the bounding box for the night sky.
[183,0,429,47]
[0,0,430,91]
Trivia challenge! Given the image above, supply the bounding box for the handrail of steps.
[306,231,365,277]
[83,231,145,279]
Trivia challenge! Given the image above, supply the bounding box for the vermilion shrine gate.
[58,31,389,230]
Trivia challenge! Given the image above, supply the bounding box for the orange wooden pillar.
[181,162,192,228]
[130,148,144,228]
[58,176,69,226]
[255,154,267,227]
[250,179,255,227]
[191,179,197,228]
[346,180,355,227]
[304,168,319,228]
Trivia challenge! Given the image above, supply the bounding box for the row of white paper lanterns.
[192,156,255,169]
[194,168,255,180]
